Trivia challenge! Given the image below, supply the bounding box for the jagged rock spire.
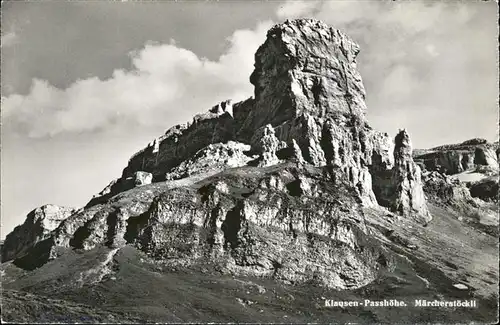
[391,129,432,223]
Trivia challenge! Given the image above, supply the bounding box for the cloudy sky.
[1,1,498,238]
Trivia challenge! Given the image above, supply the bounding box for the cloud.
[1,21,273,138]
[276,0,498,147]
[1,31,17,48]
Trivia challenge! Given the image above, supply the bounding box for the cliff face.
[414,138,499,205]
[240,19,396,207]
[2,205,75,262]
[414,138,499,175]
[104,19,395,209]
[245,19,367,131]
[3,19,433,287]
[122,99,244,181]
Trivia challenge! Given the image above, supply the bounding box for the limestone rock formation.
[390,130,431,223]
[83,19,423,218]
[132,171,153,186]
[414,138,499,175]
[3,19,500,325]
[2,19,433,286]
[474,146,498,168]
[371,130,431,223]
[2,205,75,262]
[165,141,254,180]
[121,98,248,182]
[414,138,499,207]
[244,19,367,133]
[133,165,386,289]
[250,125,286,167]
[422,171,477,207]
[238,19,397,207]
[290,139,306,164]
[86,171,153,207]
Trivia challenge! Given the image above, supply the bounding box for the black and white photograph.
[1,0,498,323]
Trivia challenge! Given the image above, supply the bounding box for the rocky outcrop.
[133,171,152,186]
[2,205,75,262]
[4,19,434,286]
[414,138,499,206]
[243,19,367,134]
[371,130,431,224]
[121,99,253,182]
[414,138,499,175]
[474,147,498,168]
[237,19,398,207]
[86,171,153,207]
[132,164,388,289]
[468,178,499,202]
[422,171,477,207]
[390,130,431,223]
[250,125,286,167]
[86,19,424,218]
[165,141,254,180]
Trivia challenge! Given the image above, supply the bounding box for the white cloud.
[1,21,274,138]
[425,44,439,57]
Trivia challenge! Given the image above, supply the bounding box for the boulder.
[133,171,152,186]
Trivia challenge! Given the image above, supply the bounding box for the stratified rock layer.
[414,138,499,175]
[2,19,434,287]
[122,99,250,182]
[239,19,396,206]
[2,205,75,262]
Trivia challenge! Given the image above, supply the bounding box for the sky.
[1,0,498,238]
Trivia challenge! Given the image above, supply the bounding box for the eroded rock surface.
[390,130,431,223]
[2,205,75,262]
[414,138,499,175]
[131,165,386,289]
[165,141,254,180]
[422,171,477,207]
[121,99,250,182]
[468,178,499,202]
[3,19,432,287]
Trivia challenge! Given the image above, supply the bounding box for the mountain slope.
[1,19,498,324]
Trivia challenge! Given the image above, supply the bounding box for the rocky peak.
[237,19,386,207]
[110,19,429,218]
[209,99,233,116]
[243,19,366,135]
[394,129,413,161]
